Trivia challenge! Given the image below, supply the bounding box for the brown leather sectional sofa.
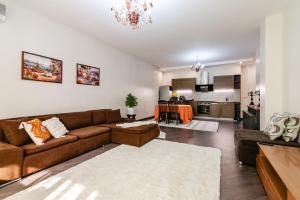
[0,109,159,185]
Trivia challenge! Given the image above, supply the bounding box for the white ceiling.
[13,0,287,67]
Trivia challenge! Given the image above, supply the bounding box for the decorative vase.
[127,107,135,115]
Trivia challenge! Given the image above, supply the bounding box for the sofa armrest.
[0,142,23,184]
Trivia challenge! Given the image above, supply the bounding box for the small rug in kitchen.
[159,120,219,132]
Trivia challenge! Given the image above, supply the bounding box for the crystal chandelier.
[111,0,153,30]
[191,57,205,72]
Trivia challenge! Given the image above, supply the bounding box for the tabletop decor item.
[248,91,255,105]
[76,64,100,86]
[126,93,138,115]
[22,51,63,83]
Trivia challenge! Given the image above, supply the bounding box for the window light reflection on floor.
[20,170,50,186]
[44,180,72,200]
[57,183,84,200]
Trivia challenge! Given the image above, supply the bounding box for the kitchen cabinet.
[213,75,234,90]
[210,103,221,118]
[220,102,235,118]
[172,78,196,91]
[192,101,198,116]
[234,75,241,89]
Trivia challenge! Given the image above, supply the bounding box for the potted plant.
[125,93,138,115]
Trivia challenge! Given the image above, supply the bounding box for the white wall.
[0,0,161,120]
[259,13,284,130]
[161,64,241,85]
[284,0,300,114]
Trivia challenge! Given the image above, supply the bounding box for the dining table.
[154,104,193,124]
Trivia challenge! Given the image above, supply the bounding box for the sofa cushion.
[92,109,109,125]
[20,118,52,145]
[42,117,69,138]
[105,109,122,124]
[0,125,5,142]
[21,135,78,155]
[58,111,93,130]
[69,126,110,139]
[115,124,158,135]
[1,118,32,146]
[98,123,118,129]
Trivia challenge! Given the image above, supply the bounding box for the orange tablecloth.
[154,104,193,124]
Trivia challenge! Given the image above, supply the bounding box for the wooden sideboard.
[257,144,300,200]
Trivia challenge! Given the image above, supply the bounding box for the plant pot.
[127,107,135,115]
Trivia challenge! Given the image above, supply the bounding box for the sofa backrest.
[91,109,112,125]
[58,111,93,130]
[0,114,56,144]
[0,109,112,144]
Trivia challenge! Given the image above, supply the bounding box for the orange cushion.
[20,119,51,145]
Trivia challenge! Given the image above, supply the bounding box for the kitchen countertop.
[194,101,241,103]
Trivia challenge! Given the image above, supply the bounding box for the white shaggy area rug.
[158,131,167,139]
[159,120,219,132]
[6,140,221,200]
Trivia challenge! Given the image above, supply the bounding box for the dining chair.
[168,104,180,125]
[158,104,169,124]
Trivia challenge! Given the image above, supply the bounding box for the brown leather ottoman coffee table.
[111,124,160,147]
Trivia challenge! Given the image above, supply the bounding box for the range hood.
[195,70,213,92]
[199,70,209,85]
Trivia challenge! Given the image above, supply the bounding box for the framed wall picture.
[76,64,100,86]
[22,51,63,83]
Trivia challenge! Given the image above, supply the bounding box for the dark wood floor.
[160,122,267,200]
[0,121,267,200]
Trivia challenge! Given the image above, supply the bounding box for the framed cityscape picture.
[22,51,63,83]
[76,64,100,86]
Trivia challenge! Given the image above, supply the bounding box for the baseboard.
[138,116,154,121]
[0,178,21,188]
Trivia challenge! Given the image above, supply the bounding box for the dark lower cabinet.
[234,103,241,123]
[243,105,260,130]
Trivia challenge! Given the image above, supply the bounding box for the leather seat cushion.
[98,123,118,129]
[114,124,158,135]
[21,135,78,155]
[69,126,110,139]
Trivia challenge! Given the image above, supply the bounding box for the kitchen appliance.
[159,86,172,101]
[197,102,211,115]
[195,84,213,92]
